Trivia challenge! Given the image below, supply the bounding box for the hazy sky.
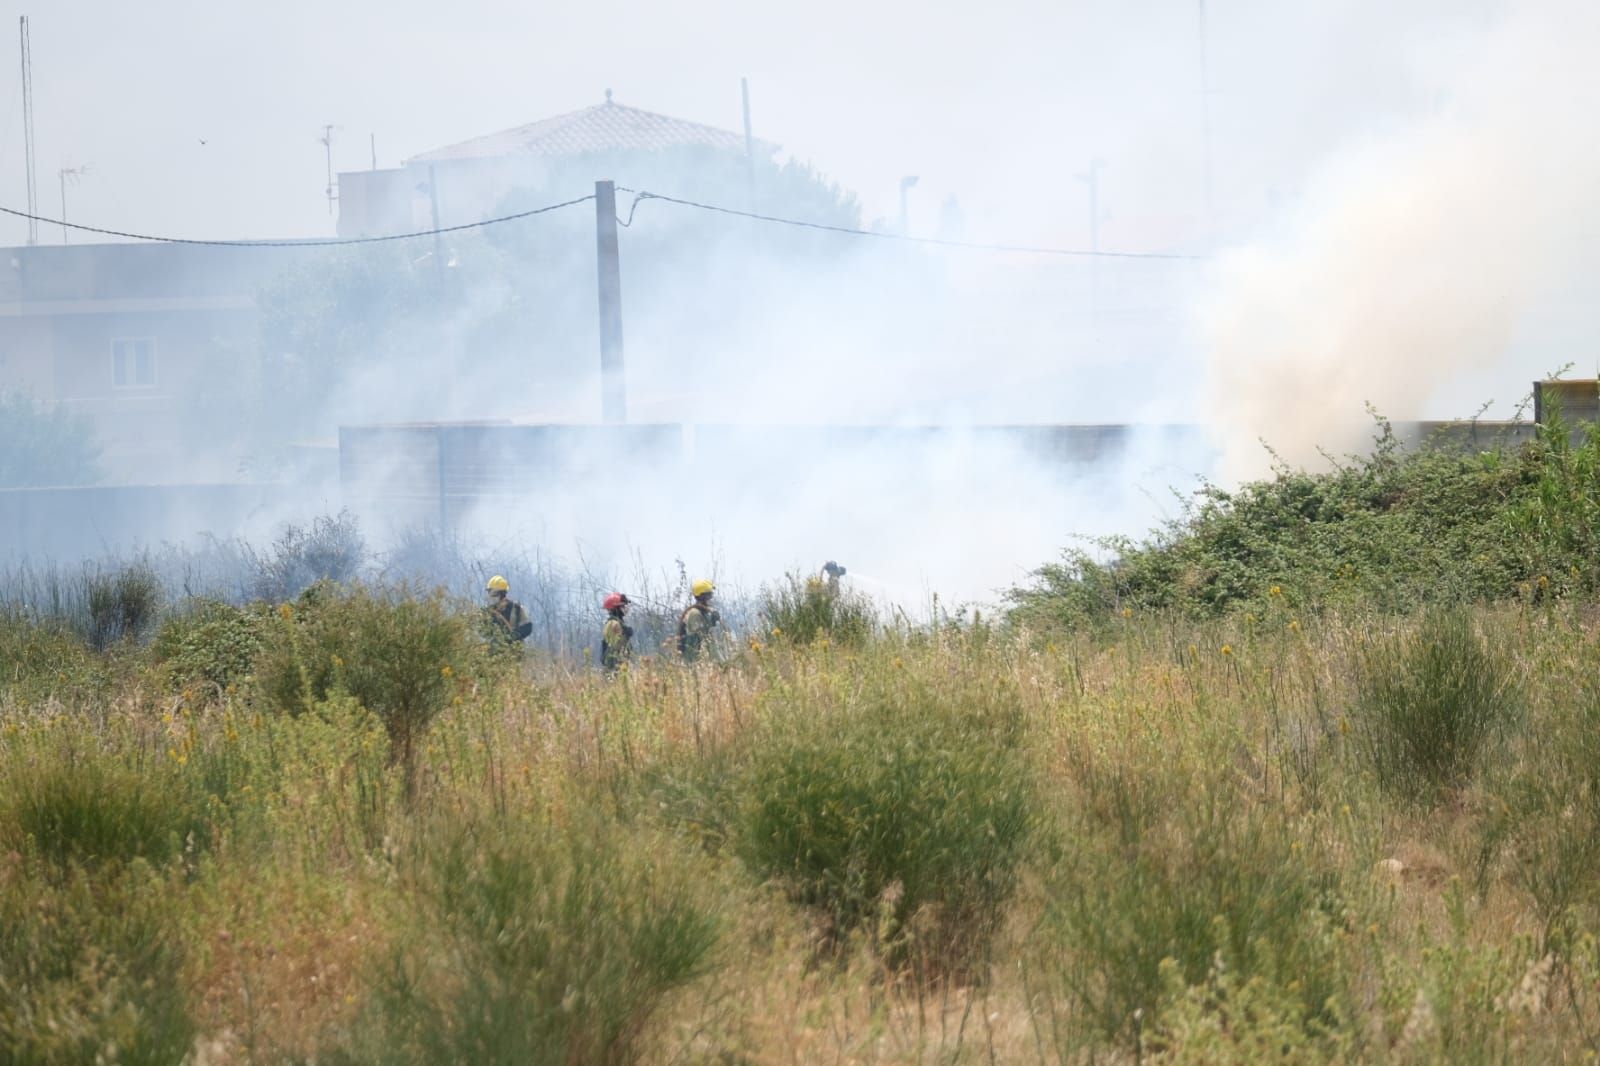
[0,0,1494,248]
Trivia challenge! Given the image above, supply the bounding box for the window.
[111,338,156,388]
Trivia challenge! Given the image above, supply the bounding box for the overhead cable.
[0,194,596,248]
[616,188,1207,261]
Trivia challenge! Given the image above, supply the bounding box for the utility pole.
[1076,158,1107,314]
[1198,0,1215,224]
[426,164,444,287]
[19,16,37,245]
[369,133,377,172]
[320,124,337,214]
[594,180,627,423]
[741,77,756,211]
[898,175,919,236]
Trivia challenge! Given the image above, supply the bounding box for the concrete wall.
[338,421,1213,531]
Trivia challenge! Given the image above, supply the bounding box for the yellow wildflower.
[278,603,293,621]
[1269,585,1282,598]
[1221,644,1233,656]
[1288,619,1301,632]
[1120,607,1133,618]
[440,665,454,679]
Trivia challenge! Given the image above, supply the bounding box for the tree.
[0,391,101,487]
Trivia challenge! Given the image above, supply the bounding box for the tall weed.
[1036,757,1351,1053]
[736,678,1034,975]
[0,856,196,1064]
[343,813,719,1064]
[2,745,213,867]
[1351,609,1517,799]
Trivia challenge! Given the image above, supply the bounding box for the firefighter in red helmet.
[600,592,633,672]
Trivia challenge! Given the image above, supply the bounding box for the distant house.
[0,241,310,482]
[337,91,774,238]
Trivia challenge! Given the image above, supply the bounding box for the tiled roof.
[407,93,775,164]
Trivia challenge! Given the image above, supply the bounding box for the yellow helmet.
[486,575,510,592]
[691,578,715,598]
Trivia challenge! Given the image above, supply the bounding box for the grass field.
[5,588,1600,1063]
[7,415,1600,1062]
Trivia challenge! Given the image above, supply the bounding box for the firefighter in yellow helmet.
[484,575,531,649]
[677,578,721,663]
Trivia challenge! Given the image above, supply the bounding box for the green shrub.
[735,683,1034,974]
[84,564,163,651]
[0,614,102,705]
[151,598,269,692]
[759,572,874,645]
[0,857,196,1064]
[3,746,212,867]
[1037,758,1349,1052]
[1351,609,1517,799]
[344,814,718,1064]
[1009,412,1600,626]
[254,584,481,785]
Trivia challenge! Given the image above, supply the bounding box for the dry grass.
[4,602,1600,1061]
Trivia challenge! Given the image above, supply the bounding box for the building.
[337,91,773,237]
[0,240,311,481]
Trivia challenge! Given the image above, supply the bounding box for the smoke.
[1202,3,1600,480]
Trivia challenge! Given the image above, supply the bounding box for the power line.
[0,187,1208,261]
[0,194,596,248]
[616,188,1207,261]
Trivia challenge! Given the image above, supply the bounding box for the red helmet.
[603,592,629,612]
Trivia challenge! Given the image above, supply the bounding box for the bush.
[735,682,1034,974]
[0,856,195,1064]
[344,814,719,1064]
[3,746,212,867]
[1351,609,1517,798]
[1037,758,1349,1051]
[84,563,163,651]
[151,598,269,692]
[1009,414,1600,627]
[759,572,874,646]
[0,614,103,705]
[249,511,367,602]
[254,584,481,785]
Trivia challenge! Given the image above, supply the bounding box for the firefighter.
[600,592,633,672]
[485,575,532,647]
[677,579,721,663]
[820,560,847,595]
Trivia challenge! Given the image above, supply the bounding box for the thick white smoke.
[1202,3,1600,480]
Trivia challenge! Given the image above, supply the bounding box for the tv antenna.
[57,164,88,244]
[319,124,341,214]
[20,16,38,244]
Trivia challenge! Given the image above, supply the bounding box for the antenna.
[57,164,87,244]
[319,124,339,214]
[20,16,37,245]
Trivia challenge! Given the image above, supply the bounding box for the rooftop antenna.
[319,123,339,214]
[57,164,87,244]
[1198,0,1215,224]
[20,16,38,245]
